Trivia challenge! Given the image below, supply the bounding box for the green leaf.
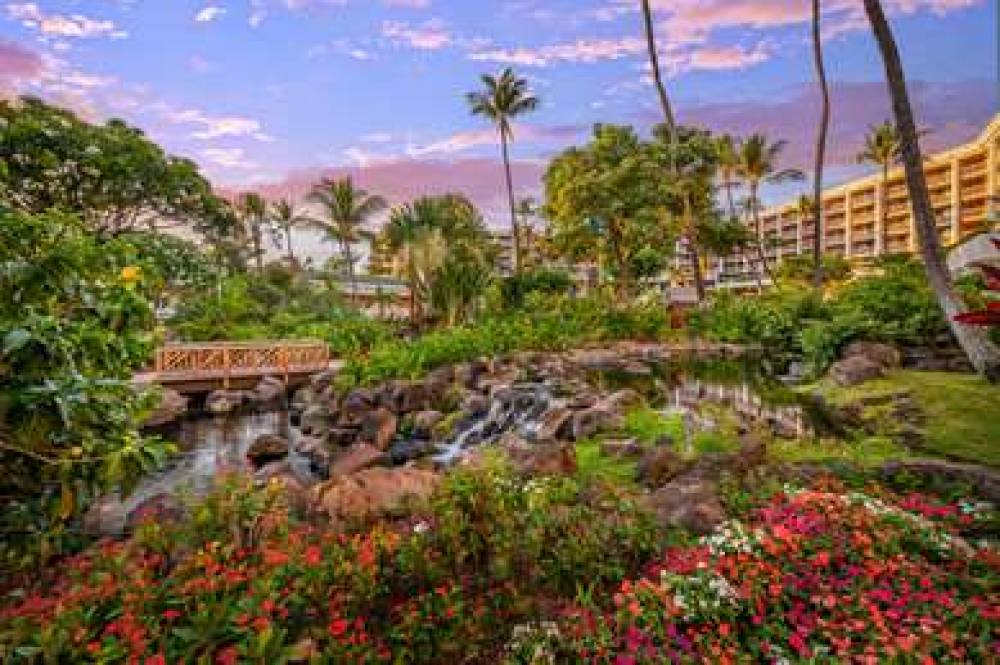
[3,328,30,354]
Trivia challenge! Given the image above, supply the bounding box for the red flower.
[161,609,181,621]
[304,545,323,566]
[215,646,239,665]
[330,618,349,637]
[145,655,166,665]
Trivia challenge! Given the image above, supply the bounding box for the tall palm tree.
[715,134,742,220]
[737,134,804,283]
[861,0,999,380]
[467,68,539,274]
[857,120,902,256]
[270,198,309,267]
[236,192,267,272]
[810,0,831,289]
[640,0,676,134]
[307,177,387,302]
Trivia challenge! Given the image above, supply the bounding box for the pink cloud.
[0,40,45,86]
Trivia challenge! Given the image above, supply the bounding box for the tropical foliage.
[0,210,172,569]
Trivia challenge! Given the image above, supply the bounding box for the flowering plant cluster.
[508,486,1000,663]
[0,469,658,664]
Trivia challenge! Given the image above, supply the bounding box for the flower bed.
[511,486,1000,663]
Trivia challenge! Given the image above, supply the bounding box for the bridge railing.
[151,341,331,384]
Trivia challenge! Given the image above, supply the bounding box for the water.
[88,411,310,535]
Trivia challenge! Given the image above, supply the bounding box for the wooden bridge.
[136,341,333,393]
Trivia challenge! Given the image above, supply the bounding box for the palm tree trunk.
[640,0,675,133]
[863,0,1000,380]
[500,126,521,274]
[750,182,776,285]
[724,176,737,220]
[253,222,263,272]
[810,0,830,290]
[879,162,889,254]
[684,197,705,302]
[285,224,295,265]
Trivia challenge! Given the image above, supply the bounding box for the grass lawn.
[820,370,1000,467]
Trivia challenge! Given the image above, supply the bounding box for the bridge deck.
[138,341,335,392]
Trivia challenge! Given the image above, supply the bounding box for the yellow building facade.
[711,112,1000,288]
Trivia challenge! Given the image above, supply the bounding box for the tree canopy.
[0,97,229,239]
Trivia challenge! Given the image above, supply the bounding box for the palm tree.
[467,68,539,274]
[307,177,387,303]
[270,198,309,267]
[384,199,439,323]
[236,192,267,272]
[857,120,902,256]
[810,0,831,289]
[861,0,1000,379]
[516,197,538,268]
[716,134,742,220]
[639,0,675,134]
[737,134,804,283]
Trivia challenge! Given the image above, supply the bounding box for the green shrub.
[500,268,574,309]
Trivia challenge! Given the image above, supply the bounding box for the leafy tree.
[544,124,676,294]
[715,134,742,220]
[0,97,225,238]
[307,178,387,301]
[235,192,272,273]
[0,209,171,569]
[467,68,539,273]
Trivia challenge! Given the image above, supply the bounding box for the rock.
[359,407,398,451]
[311,468,440,526]
[329,443,388,477]
[300,404,333,436]
[571,408,621,441]
[247,434,290,469]
[636,447,687,488]
[879,460,1000,503]
[646,477,726,535]
[596,389,644,416]
[600,439,643,459]
[265,470,311,514]
[461,393,490,418]
[379,380,428,414]
[455,359,490,389]
[501,437,578,477]
[327,426,360,448]
[250,376,286,407]
[389,439,434,465]
[295,436,332,473]
[205,389,249,415]
[339,388,376,427]
[843,341,901,370]
[309,368,339,392]
[290,385,315,413]
[143,387,188,428]
[828,355,885,387]
[535,407,574,442]
[412,410,444,438]
[125,493,185,532]
[734,431,766,469]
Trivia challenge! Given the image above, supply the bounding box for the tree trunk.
[810,0,830,290]
[684,197,705,302]
[724,175,737,220]
[750,182,776,285]
[879,162,889,254]
[500,126,521,274]
[342,239,357,305]
[863,0,1000,380]
[285,224,295,265]
[640,0,675,134]
[253,222,263,272]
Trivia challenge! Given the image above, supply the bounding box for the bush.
[500,268,574,310]
[0,211,171,570]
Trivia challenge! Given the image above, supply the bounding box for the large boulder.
[636,447,687,488]
[250,376,286,408]
[125,493,185,532]
[295,436,332,474]
[143,387,188,428]
[499,433,577,476]
[311,468,440,526]
[359,407,398,451]
[339,388,376,427]
[378,380,428,414]
[827,355,885,387]
[205,389,249,415]
[412,410,445,438]
[300,404,334,436]
[327,426,361,448]
[571,408,621,441]
[645,477,726,535]
[329,443,388,477]
[534,407,574,442]
[843,341,901,370]
[247,434,290,469]
[879,460,1000,503]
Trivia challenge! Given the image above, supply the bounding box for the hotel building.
[680,113,1000,291]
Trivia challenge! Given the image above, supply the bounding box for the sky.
[0,0,997,261]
